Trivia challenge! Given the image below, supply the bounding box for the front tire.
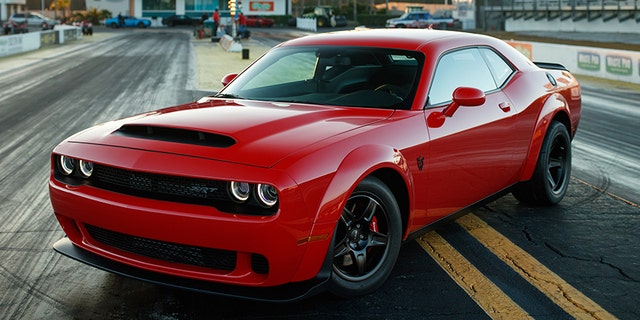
[329,176,402,297]
[512,121,571,205]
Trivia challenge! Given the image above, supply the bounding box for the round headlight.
[256,184,278,208]
[229,181,250,202]
[58,156,75,175]
[78,160,94,178]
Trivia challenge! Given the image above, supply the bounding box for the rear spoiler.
[534,62,569,72]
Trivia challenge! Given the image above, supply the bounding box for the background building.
[1,0,26,21]
[83,0,290,18]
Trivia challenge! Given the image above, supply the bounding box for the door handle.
[499,102,511,112]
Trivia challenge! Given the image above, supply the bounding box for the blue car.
[105,15,151,28]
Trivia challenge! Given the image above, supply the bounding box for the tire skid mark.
[0,258,70,319]
[572,177,639,208]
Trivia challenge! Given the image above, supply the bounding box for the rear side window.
[480,48,514,88]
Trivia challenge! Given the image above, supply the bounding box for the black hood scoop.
[113,124,236,148]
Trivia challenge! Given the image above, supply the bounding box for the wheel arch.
[520,93,572,181]
[290,145,413,282]
[369,168,410,239]
[313,144,412,229]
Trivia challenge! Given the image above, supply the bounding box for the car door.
[124,16,136,27]
[424,47,519,219]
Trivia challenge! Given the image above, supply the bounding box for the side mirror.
[442,87,485,117]
[221,73,238,87]
[427,87,485,128]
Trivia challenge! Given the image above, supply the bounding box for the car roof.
[279,28,535,70]
[281,29,479,51]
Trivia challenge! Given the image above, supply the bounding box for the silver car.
[10,12,59,29]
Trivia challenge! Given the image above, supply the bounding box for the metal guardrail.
[485,0,639,19]
[483,0,639,24]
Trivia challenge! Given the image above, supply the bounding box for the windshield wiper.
[215,93,244,99]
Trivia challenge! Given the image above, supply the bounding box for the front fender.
[520,93,571,181]
[290,144,411,282]
[314,144,411,226]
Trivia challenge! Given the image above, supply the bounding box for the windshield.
[217,46,423,110]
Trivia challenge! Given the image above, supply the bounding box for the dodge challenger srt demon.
[50,29,581,301]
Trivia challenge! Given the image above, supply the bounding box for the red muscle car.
[50,29,581,301]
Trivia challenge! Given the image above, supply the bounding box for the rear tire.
[512,121,571,205]
[329,176,402,297]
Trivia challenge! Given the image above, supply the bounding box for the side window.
[480,48,514,88]
[428,48,496,106]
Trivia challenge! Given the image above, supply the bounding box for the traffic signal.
[228,0,237,16]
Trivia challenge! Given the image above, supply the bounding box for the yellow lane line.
[456,213,617,320]
[417,232,533,320]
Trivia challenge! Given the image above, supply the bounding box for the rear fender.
[520,93,571,181]
[290,144,412,282]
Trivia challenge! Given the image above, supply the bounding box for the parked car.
[105,15,151,28]
[10,12,59,30]
[50,29,581,301]
[3,20,29,34]
[162,14,198,27]
[386,10,461,30]
[245,15,275,27]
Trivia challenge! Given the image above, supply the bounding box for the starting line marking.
[451,213,616,320]
[417,231,532,319]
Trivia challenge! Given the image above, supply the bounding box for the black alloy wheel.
[513,120,572,205]
[329,176,402,297]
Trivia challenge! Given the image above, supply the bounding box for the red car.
[245,15,274,27]
[50,29,581,301]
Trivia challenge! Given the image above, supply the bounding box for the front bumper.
[54,237,330,302]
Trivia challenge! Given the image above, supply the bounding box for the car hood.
[67,99,393,168]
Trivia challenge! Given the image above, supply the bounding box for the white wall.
[0,32,39,57]
[507,40,640,84]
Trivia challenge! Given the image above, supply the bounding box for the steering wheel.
[374,84,408,100]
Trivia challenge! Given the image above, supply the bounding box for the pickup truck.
[385,11,461,30]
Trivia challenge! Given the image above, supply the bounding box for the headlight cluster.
[56,155,94,178]
[228,181,279,208]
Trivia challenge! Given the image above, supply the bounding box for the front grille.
[54,160,277,215]
[92,164,227,206]
[86,224,237,271]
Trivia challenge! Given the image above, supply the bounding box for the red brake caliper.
[369,216,378,233]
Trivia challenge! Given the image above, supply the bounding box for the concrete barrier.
[0,33,40,58]
[0,26,82,58]
[507,40,640,84]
